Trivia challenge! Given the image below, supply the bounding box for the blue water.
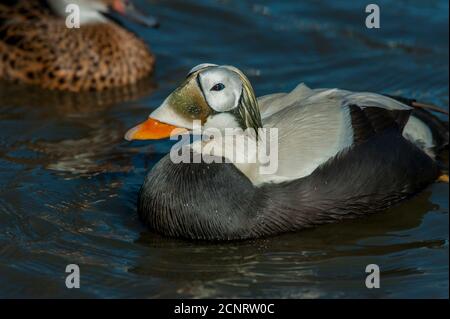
[0,0,448,298]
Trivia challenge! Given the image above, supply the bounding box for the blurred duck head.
[47,0,159,27]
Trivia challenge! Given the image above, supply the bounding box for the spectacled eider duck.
[0,0,158,92]
[126,64,449,241]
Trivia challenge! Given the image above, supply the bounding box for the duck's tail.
[409,107,449,152]
[387,95,449,177]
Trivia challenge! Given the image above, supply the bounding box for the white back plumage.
[250,83,431,185]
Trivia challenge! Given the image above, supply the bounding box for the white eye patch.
[198,67,242,113]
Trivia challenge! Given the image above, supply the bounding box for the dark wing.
[348,104,412,145]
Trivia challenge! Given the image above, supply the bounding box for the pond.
[0,0,448,298]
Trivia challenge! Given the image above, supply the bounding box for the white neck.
[191,129,279,186]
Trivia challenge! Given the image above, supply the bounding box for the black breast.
[138,130,439,240]
[138,153,260,240]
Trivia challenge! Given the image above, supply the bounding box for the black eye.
[210,83,225,91]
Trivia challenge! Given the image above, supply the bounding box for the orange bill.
[125,118,187,141]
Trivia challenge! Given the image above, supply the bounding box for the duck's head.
[125,64,263,140]
[47,0,159,27]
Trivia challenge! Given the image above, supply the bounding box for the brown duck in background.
[0,0,158,92]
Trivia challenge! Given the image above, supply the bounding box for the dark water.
[0,0,448,298]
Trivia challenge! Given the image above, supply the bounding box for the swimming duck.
[0,0,158,92]
[126,64,449,241]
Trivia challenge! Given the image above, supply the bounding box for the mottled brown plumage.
[0,0,155,92]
